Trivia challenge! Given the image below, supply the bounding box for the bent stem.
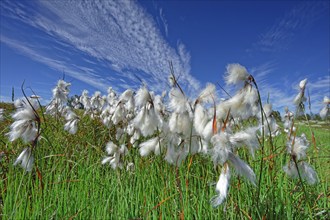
[251,76,275,208]
[250,76,264,206]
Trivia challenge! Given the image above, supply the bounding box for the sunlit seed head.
[225,63,249,85]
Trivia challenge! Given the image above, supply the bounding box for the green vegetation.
[0,102,329,219]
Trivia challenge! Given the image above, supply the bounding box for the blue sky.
[1,0,329,114]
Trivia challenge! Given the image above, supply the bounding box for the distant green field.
[0,102,329,219]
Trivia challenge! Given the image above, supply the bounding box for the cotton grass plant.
[7,87,42,172]
[2,63,329,219]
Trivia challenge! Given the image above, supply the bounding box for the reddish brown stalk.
[221,109,231,132]
[35,166,44,191]
[211,96,218,135]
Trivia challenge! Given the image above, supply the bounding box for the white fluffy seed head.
[12,98,39,120]
[210,165,230,207]
[134,105,159,137]
[8,117,38,143]
[319,106,328,119]
[228,152,256,185]
[164,143,188,166]
[225,63,249,85]
[202,120,213,141]
[53,80,71,102]
[169,88,188,113]
[64,119,79,134]
[229,126,260,156]
[293,91,307,106]
[283,161,298,178]
[112,104,125,125]
[57,79,71,91]
[105,141,118,155]
[135,87,150,107]
[107,87,116,98]
[139,137,160,157]
[299,78,308,89]
[243,85,258,105]
[120,89,134,102]
[194,104,209,135]
[153,95,165,115]
[284,161,318,185]
[263,104,273,117]
[222,92,245,118]
[81,90,89,97]
[13,147,34,172]
[299,162,318,185]
[198,83,216,103]
[287,133,309,160]
[140,107,159,136]
[125,97,135,112]
[168,112,178,133]
[119,144,128,155]
[216,165,230,194]
[177,113,192,137]
[210,133,231,165]
[169,112,191,137]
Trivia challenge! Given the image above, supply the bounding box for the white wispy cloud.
[250,61,276,79]
[0,35,111,92]
[159,8,169,37]
[253,1,328,52]
[1,0,200,94]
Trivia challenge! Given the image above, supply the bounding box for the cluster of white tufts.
[63,107,80,134]
[6,63,325,207]
[13,147,34,172]
[282,79,318,185]
[207,64,261,207]
[283,106,295,134]
[101,141,128,169]
[283,134,318,185]
[46,80,71,116]
[8,98,39,143]
[7,97,40,171]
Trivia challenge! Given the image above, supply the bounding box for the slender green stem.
[251,77,265,206]
[292,157,312,215]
